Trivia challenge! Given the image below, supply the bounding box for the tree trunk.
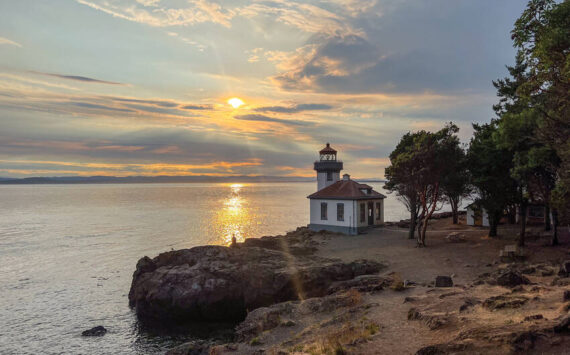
[408,210,417,239]
[421,216,429,247]
[451,197,459,224]
[508,206,516,224]
[518,202,527,247]
[544,205,551,231]
[419,183,440,247]
[489,212,499,237]
[416,215,423,246]
[551,209,559,246]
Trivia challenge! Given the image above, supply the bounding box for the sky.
[0,0,528,179]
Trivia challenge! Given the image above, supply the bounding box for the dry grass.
[390,273,405,291]
[303,319,380,355]
[344,289,363,306]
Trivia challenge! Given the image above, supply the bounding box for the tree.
[385,133,421,240]
[511,0,570,237]
[385,123,460,246]
[440,142,471,224]
[467,121,518,237]
[493,53,558,246]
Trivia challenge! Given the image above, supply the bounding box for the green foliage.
[250,337,262,346]
[467,121,518,236]
[511,0,570,223]
[385,123,461,245]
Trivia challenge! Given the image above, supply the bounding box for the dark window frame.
[360,203,365,223]
[326,171,332,181]
[321,202,328,220]
[337,203,344,221]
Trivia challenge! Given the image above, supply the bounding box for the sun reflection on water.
[214,183,254,245]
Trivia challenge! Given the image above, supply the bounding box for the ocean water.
[0,182,410,354]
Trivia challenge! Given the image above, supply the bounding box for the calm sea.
[0,182,410,354]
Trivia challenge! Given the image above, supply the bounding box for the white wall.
[466,206,490,227]
[466,207,475,225]
[316,171,340,191]
[310,199,355,228]
[310,199,384,229]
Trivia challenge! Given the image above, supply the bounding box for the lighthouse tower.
[314,143,343,191]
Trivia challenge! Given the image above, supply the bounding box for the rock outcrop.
[496,270,530,288]
[81,326,107,336]
[128,241,383,322]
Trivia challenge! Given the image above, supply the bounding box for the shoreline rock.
[81,326,107,337]
[128,229,384,323]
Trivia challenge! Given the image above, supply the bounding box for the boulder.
[81,326,107,337]
[445,232,466,243]
[128,245,383,322]
[496,271,530,288]
[558,260,570,277]
[435,276,453,287]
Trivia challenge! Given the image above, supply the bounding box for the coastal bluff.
[128,228,383,322]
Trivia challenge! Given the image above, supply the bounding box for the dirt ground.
[206,218,570,355]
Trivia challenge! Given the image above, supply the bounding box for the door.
[367,202,373,225]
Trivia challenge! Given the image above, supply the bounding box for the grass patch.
[250,337,262,346]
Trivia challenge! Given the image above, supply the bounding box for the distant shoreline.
[0,176,387,185]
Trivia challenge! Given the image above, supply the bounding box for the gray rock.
[128,245,383,322]
[435,276,453,287]
[496,271,530,288]
[81,326,107,336]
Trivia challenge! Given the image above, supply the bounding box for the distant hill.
[0,175,315,184]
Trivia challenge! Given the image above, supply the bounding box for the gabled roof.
[308,179,386,200]
[319,143,337,154]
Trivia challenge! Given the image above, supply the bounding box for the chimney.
[343,174,350,181]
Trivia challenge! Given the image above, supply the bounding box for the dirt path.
[200,220,570,355]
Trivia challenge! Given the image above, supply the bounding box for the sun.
[227,97,244,109]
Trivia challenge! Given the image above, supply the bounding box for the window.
[376,202,381,220]
[321,202,328,220]
[528,206,545,218]
[337,203,344,221]
[326,172,332,181]
[360,203,365,222]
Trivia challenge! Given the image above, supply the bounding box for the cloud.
[0,37,22,48]
[238,1,363,37]
[111,97,179,107]
[234,114,312,126]
[271,34,495,94]
[254,103,333,113]
[180,104,213,110]
[70,102,136,113]
[31,71,125,85]
[77,0,235,27]
[267,1,521,95]
[0,158,263,177]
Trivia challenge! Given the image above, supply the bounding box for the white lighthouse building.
[308,143,385,235]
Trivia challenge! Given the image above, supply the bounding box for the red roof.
[308,179,386,200]
[319,143,337,154]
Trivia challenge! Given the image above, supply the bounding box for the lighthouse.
[308,143,385,235]
[314,143,343,191]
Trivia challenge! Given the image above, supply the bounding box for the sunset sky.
[0,0,527,179]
